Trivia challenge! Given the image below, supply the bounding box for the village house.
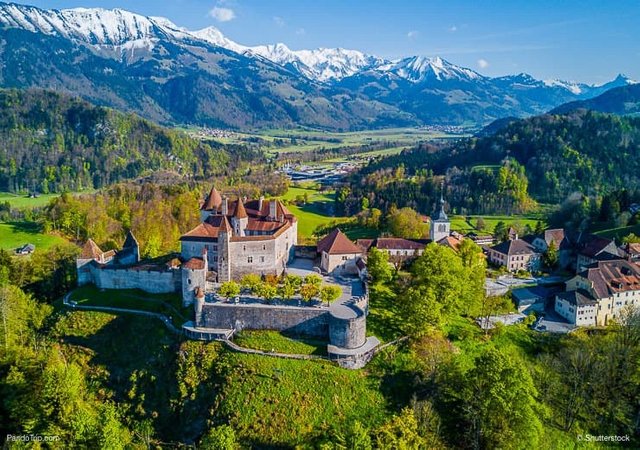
[317,228,363,275]
[15,243,35,255]
[531,228,573,269]
[574,233,620,272]
[556,259,640,326]
[488,238,541,272]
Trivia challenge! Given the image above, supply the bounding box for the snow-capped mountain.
[0,2,636,129]
[376,56,484,83]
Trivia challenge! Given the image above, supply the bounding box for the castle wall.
[90,266,180,293]
[201,303,330,337]
[322,252,361,275]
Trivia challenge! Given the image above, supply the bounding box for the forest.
[0,89,229,193]
[338,110,640,217]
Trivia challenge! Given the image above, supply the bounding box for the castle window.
[243,245,246,251]
[248,256,253,263]
[263,245,266,250]
[260,256,265,263]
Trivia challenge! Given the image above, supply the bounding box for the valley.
[0,1,639,449]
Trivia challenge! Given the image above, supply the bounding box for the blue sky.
[12,0,640,84]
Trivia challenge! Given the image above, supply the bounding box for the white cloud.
[209,6,236,22]
[295,28,306,35]
[449,25,457,32]
[477,58,489,69]
[273,16,285,27]
[407,30,419,40]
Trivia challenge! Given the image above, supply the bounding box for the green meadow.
[0,222,66,251]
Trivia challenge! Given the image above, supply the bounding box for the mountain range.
[0,2,635,129]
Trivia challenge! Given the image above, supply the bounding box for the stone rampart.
[201,303,329,337]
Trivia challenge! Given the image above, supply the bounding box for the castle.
[180,186,297,283]
[75,185,377,369]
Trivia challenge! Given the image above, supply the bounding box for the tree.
[534,220,545,234]
[256,282,277,303]
[278,277,298,301]
[200,425,238,450]
[476,217,486,231]
[319,285,342,306]
[300,283,320,303]
[446,348,543,449]
[403,244,484,335]
[386,206,428,239]
[304,274,323,287]
[375,408,429,449]
[240,274,262,294]
[543,240,559,269]
[457,239,486,316]
[493,221,507,242]
[218,281,240,301]
[366,248,392,284]
[622,232,640,244]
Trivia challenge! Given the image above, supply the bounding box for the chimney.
[269,200,277,221]
[222,197,228,215]
[258,196,264,213]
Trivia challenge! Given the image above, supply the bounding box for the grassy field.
[0,221,67,251]
[69,285,189,328]
[0,191,60,209]
[278,185,348,240]
[216,352,389,447]
[233,330,328,356]
[594,223,640,241]
[449,214,544,234]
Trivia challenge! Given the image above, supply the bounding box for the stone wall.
[201,303,329,337]
[90,266,180,294]
[329,309,367,349]
[182,264,207,307]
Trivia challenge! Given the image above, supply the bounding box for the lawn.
[216,352,389,447]
[69,285,189,328]
[449,214,545,235]
[233,330,328,355]
[278,185,347,240]
[279,185,378,242]
[0,221,67,251]
[594,223,640,241]
[0,191,60,209]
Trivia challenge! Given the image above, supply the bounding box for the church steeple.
[430,183,450,242]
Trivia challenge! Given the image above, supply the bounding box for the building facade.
[557,260,640,326]
[180,187,298,283]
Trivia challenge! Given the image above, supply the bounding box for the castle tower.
[217,215,232,282]
[181,248,208,307]
[200,185,223,221]
[116,231,140,266]
[231,198,248,237]
[430,186,450,243]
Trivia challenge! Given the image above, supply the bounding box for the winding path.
[63,291,183,335]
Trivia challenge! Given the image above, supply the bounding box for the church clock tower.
[430,187,450,243]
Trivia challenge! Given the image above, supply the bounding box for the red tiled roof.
[491,238,538,256]
[183,257,205,270]
[234,199,248,219]
[437,235,462,251]
[579,260,640,298]
[317,229,362,255]
[80,239,103,259]
[202,186,223,211]
[180,222,220,241]
[376,237,426,251]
